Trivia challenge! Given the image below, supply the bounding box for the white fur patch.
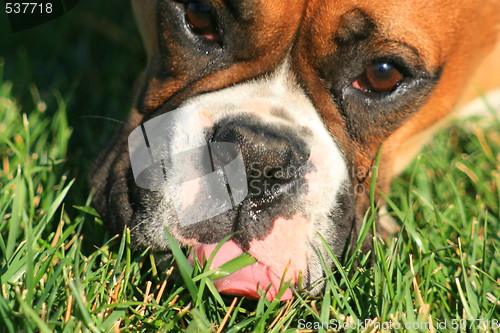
[132,62,350,251]
[167,62,348,226]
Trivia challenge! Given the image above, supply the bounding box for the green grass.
[1,63,498,332]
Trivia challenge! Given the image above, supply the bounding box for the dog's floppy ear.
[132,0,158,60]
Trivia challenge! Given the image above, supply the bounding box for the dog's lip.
[188,240,293,301]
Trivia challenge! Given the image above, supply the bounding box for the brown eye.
[185,2,220,42]
[352,63,404,93]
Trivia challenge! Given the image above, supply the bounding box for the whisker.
[80,115,125,124]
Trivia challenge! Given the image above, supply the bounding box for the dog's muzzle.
[126,65,351,300]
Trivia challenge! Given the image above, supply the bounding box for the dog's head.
[91,0,499,300]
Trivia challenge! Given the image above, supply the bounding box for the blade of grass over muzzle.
[192,235,236,310]
[164,228,198,301]
[193,252,257,281]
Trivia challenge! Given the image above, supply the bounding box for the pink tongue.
[188,240,292,301]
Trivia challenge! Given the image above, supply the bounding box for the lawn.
[0,2,499,332]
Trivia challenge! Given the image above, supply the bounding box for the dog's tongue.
[188,241,292,301]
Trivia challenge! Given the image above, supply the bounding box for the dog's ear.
[132,0,158,60]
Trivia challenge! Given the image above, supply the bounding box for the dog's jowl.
[91,0,500,300]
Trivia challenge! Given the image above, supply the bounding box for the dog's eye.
[352,63,404,93]
[185,2,220,42]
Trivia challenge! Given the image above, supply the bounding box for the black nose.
[211,118,309,200]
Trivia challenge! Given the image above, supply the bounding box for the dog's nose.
[212,120,309,199]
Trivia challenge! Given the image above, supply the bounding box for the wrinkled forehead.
[299,0,493,67]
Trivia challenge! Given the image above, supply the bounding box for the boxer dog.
[91,0,500,301]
